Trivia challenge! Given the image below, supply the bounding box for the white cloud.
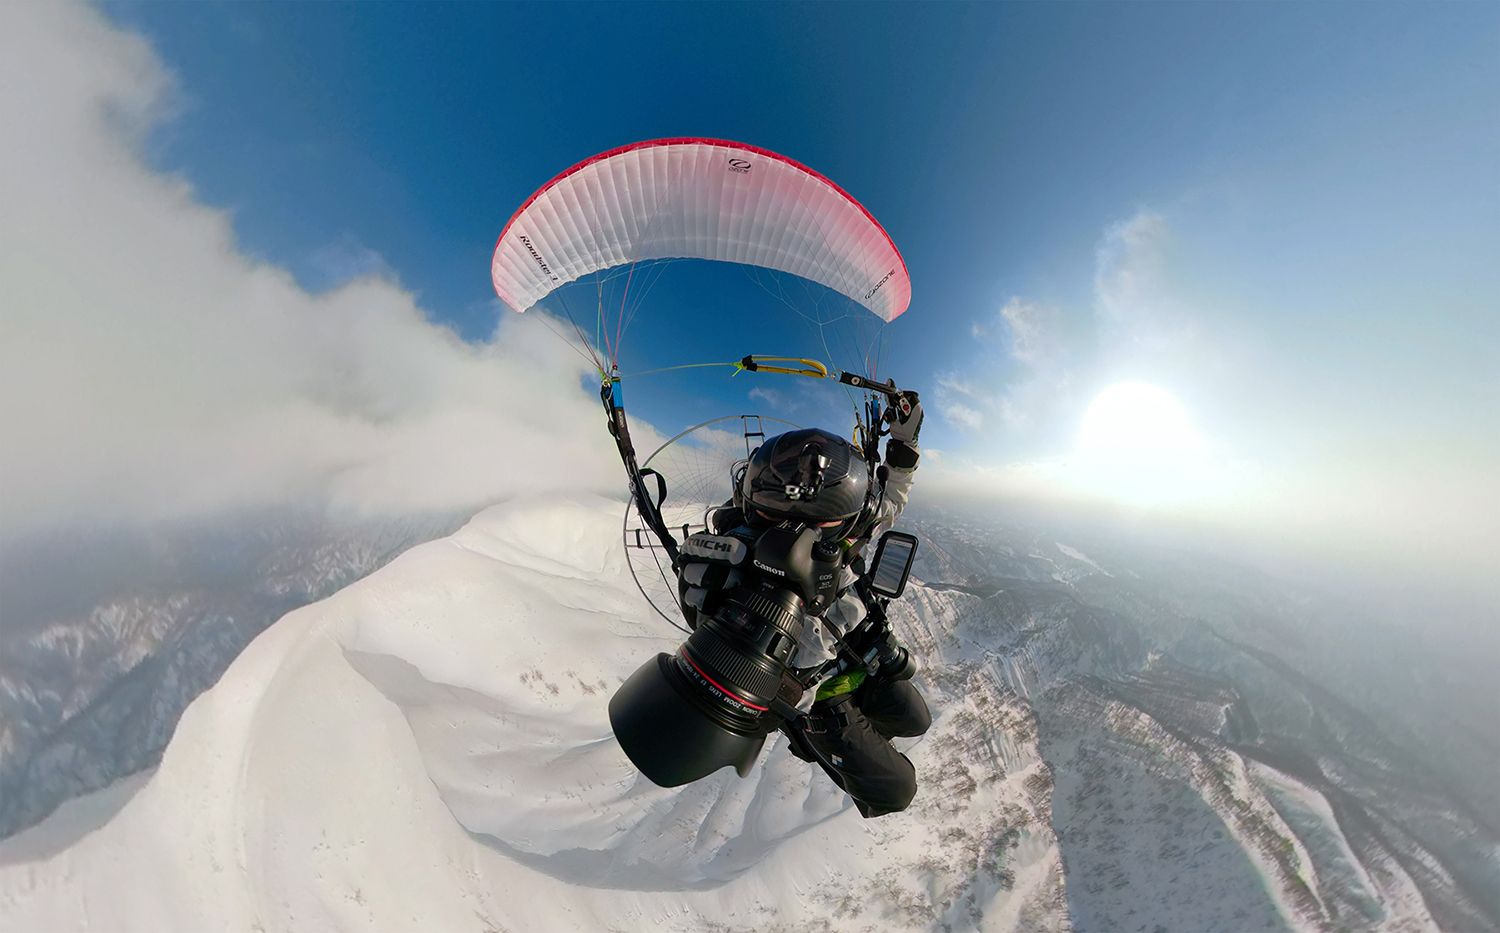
[997,296,1064,368]
[308,233,396,291]
[936,374,978,399]
[935,374,990,431]
[742,379,856,433]
[938,212,1209,448]
[943,404,983,431]
[934,295,1075,437]
[924,207,1500,620]
[747,386,789,410]
[1093,211,1171,325]
[0,4,620,537]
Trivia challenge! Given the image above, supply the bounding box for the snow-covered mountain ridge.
[0,496,1493,931]
[0,513,465,840]
[904,508,1497,931]
[0,497,1067,931]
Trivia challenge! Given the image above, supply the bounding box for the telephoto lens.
[609,523,839,786]
[609,578,805,786]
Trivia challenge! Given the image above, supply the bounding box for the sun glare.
[1078,383,1200,456]
[1067,382,1219,507]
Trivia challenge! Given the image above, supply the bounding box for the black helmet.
[740,428,870,529]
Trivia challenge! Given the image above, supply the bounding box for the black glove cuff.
[710,505,745,534]
[884,439,919,470]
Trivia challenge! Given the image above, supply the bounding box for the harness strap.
[801,692,858,734]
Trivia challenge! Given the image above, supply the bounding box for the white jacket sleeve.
[864,439,918,544]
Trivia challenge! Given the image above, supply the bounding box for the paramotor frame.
[623,413,800,633]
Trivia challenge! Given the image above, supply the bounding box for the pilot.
[676,396,930,817]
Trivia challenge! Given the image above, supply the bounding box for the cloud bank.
[0,3,620,538]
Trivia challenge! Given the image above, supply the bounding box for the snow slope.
[5,495,1489,932]
[0,496,1064,932]
[0,512,464,840]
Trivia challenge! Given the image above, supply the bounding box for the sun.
[1078,382,1201,456]
[1065,382,1217,507]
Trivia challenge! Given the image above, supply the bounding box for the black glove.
[869,630,916,682]
[710,504,745,534]
[678,560,738,629]
[850,620,916,682]
[884,392,922,469]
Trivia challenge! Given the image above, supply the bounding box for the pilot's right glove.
[676,529,753,630]
[678,560,741,629]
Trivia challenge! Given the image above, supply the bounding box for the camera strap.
[818,614,874,675]
[768,670,806,722]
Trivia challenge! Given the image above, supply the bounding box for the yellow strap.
[734,356,829,379]
[623,356,828,381]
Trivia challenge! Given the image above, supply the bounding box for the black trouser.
[785,677,931,818]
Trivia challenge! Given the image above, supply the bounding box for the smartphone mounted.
[867,530,919,598]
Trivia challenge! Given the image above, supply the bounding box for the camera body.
[609,520,842,787]
[680,518,843,624]
[610,516,921,788]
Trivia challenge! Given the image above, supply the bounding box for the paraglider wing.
[491,138,910,322]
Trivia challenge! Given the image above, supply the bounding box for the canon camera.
[608,518,843,787]
[609,519,921,787]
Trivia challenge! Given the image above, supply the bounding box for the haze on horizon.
[1,2,1495,631]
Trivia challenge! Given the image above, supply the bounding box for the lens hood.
[609,653,768,787]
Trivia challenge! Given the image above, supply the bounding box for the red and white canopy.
[492,138,910,322]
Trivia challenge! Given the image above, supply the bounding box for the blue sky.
[3,2,1496,613]
[99,1,1495,445]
